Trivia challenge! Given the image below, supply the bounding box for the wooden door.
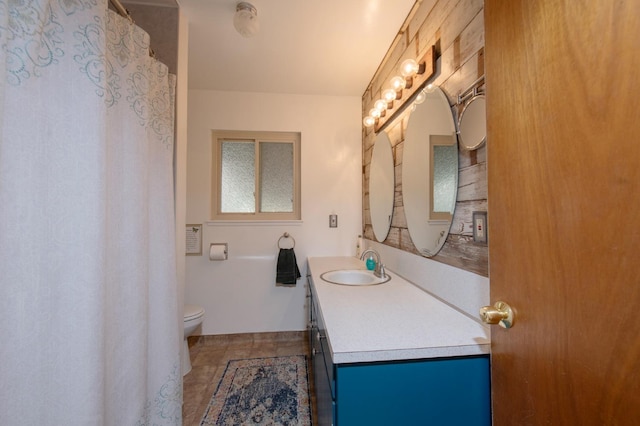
[485,1,640,424]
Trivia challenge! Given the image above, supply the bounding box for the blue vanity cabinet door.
[310,283,336,425]
[334,355,491,426]
[312,326,334,426]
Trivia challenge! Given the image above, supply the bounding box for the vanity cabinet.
[307,259,491,425]
[311,325,490,422]
[333,355,490,425]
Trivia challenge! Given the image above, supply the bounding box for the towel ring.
[278,232,295,249]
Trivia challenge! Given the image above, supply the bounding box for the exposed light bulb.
[414,89,426,105]
[363,116,376,127]
[374,99,388,112]
[390,76,406,91]
[400,58,419,77]
[383,88,397,102]
[369,108,381,119]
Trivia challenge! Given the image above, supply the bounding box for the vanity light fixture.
[363,46,436,129]
[234,2,260,37]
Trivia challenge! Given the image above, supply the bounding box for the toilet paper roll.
[209,244,227,260]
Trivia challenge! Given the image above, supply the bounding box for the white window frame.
[211,130,301,221]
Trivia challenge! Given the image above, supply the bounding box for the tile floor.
[182,331,315,426]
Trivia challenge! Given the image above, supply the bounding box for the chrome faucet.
[360,248,387,279]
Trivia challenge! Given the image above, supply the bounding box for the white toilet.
[183,304,205,376]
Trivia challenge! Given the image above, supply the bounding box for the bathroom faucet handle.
[376,263,386,279]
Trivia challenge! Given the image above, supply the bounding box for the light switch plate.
[329,214,338,228]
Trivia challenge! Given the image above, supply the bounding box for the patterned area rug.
[200,355,312,425]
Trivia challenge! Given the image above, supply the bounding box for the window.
[211,130,301,220]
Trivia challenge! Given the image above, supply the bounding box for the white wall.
[186,90,362,335]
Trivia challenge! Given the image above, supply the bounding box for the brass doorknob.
[480,301,515,328]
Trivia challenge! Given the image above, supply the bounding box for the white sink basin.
[320,269,391,286]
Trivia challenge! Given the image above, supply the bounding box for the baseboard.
[188,330,309,347]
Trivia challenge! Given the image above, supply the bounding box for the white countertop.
[308,256,490,364]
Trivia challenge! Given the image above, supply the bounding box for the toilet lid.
[184,304,205,321]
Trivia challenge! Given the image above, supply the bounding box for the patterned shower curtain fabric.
[0,1,181,425]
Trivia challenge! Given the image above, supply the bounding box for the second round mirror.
[457,94,486,150]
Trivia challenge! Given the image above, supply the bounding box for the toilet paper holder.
[209,243,228,261]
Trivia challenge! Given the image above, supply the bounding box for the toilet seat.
[184,304,205,321]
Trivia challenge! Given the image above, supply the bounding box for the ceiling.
[172,0,416,96]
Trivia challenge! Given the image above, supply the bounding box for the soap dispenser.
[365,253,376,271]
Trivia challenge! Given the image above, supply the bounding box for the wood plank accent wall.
[362,0,488,277]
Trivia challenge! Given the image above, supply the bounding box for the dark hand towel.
[276,248,301,285]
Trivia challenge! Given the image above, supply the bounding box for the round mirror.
[402,86,458,257]
[457,94,486,150]
[369,130,394,242]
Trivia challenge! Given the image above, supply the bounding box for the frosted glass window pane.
[432,145,457,213]
[221,141,255,213]
[260,142,293,212]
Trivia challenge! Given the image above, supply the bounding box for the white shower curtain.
[0,1,181,424]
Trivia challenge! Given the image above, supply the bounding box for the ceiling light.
[234,2,259,38]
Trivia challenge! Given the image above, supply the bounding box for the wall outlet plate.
[472,211,488,243]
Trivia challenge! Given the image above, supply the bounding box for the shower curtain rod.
[108,0,156,58]
[109,0,133,23]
